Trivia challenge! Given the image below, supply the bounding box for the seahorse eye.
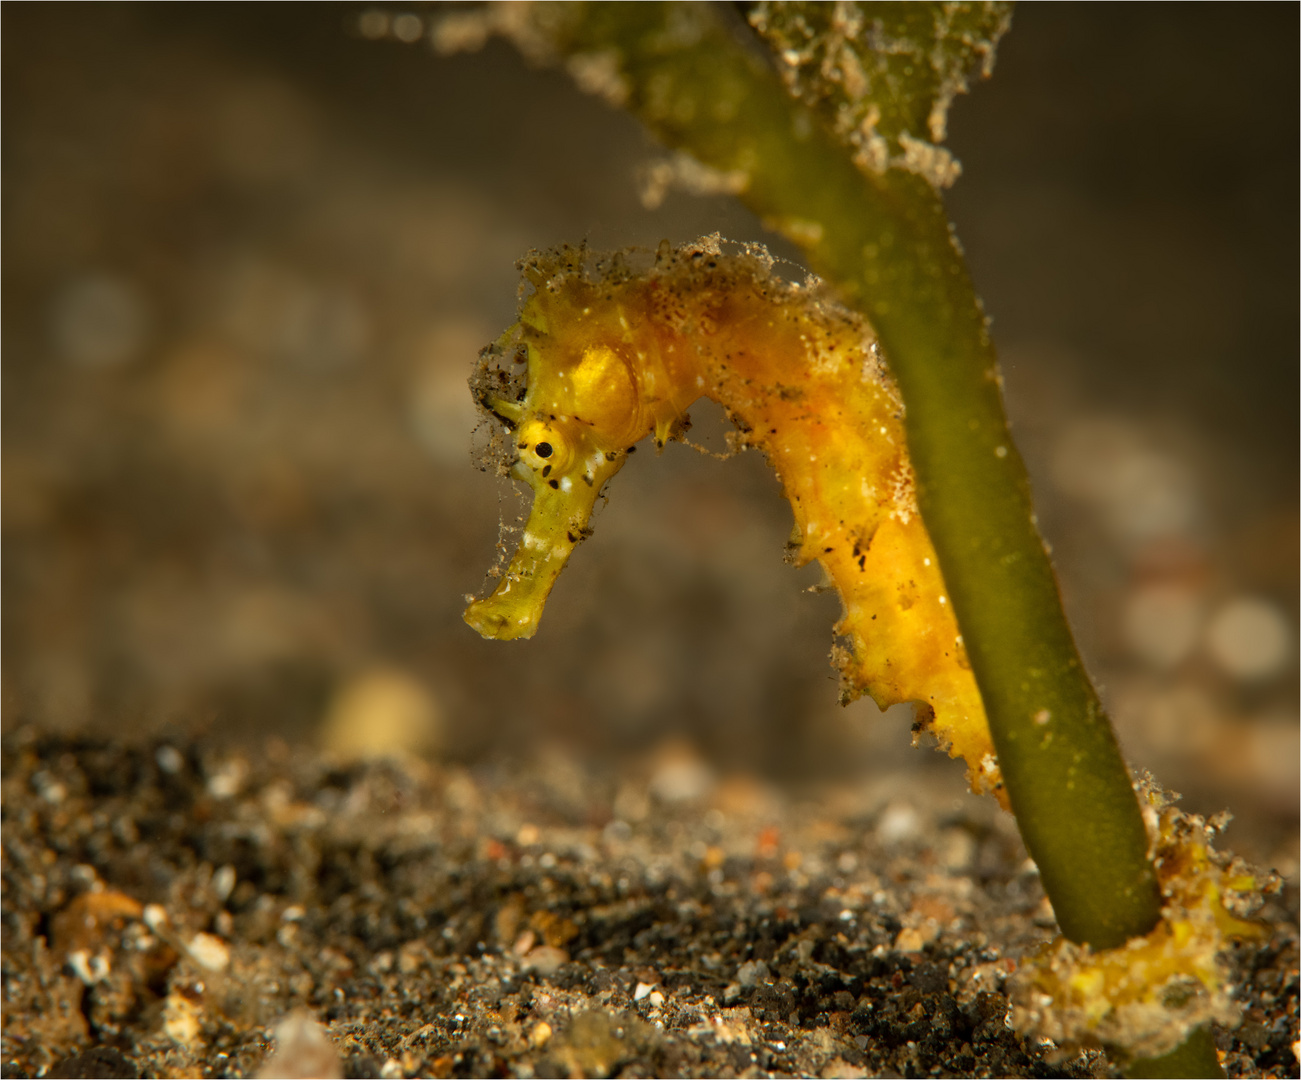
[516,420,573,476]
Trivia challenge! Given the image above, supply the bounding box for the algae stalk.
[447,3,1235,1072]
[457,0,1161,956]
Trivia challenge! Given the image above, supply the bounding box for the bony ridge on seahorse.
[464,235,1001,799]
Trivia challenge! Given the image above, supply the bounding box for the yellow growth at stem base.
[1011,774,1276,1060]
[465,236,999,798]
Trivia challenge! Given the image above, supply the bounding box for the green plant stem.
[1124,1025,1222,1079]
[506,4,1221,1074]
[547,0,1162,947]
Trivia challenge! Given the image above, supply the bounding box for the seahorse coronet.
[465,236,1001,798]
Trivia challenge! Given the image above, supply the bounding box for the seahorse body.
[465,237,999,796]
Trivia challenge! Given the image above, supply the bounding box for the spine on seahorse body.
[465,236,1000,797]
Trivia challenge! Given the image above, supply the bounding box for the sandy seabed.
[2,730,1295,1079]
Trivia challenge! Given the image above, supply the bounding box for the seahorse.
[464,235,999,797]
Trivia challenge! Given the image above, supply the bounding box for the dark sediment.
[3,731,1295,1079]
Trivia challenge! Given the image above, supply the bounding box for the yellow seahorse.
[464,236,999,797]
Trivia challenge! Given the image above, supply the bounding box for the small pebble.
[163,993,203,1049]
[649,750,715,803]
[66,948,109,985]
[522,945,567,975]
[1206,596,1291,681]
[188,932,230,972]
[876,802,920,845]
[211,864,237,903]
[895,927,925,953]
[155,745,185,774]
[257,1011,341,1079]
[206,759,247,799]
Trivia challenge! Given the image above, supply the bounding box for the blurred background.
[3,5,1296,872]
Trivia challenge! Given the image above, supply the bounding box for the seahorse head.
[464,274,673,640]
